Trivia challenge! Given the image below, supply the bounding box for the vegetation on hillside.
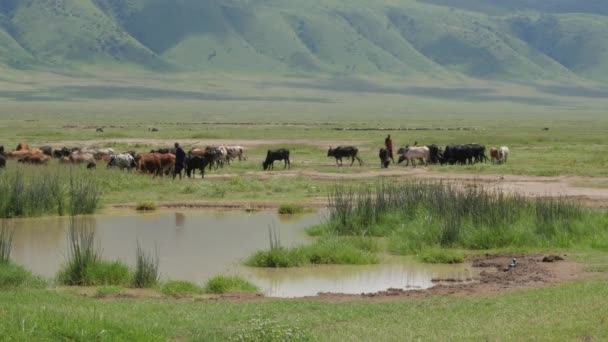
[0,0,607,82]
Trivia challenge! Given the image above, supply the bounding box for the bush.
[0,166,100,218]
[135,202,157,211]
[418,248,465,264]
[278,203,305,215]
[204,275,258,294]
[246,237,379,267]
[0,224,13,264]
[57,219,100,286]
[0,262,46,289]
[132,242,159,288]
[83,260,131,286]
[324,182,606,251]
[158,280,203,297]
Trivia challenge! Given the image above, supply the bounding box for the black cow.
[40,145,53,157]
[0,146,4,155]
[150,148,176,155]
[0,155,5,168]
[263,149,290,170]
[53,147,79,159]
[379,148,390,168]
[442,144,487,165]
[327,146,362,166]
[426,144,443,164]
[203,147,225,169]
[184,154,211,178]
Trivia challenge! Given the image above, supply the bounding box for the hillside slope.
[0,0,607,83]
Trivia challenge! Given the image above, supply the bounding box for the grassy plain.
[1,72,608,340]
[0,274,607,341]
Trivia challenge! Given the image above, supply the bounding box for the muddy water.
[7,210,475,297]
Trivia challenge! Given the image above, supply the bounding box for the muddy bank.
[315,253,585,301]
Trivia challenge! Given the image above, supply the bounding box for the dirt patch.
[313,253,586,301]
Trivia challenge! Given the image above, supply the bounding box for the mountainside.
[1,0,607,83]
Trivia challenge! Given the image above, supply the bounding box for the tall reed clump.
[0,223,13,264]
[0,165,100,218]
[132,241,159,288]
[324,182,604,253]
[68,170,100,216]
[57,218,100,285]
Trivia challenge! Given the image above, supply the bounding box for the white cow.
[397,146,430,167]
[225,145,246,161]
[498,146,509,164]
[107,153,137,171]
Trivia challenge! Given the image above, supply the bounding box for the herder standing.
[173,142,186,179]
[385,134,395,162]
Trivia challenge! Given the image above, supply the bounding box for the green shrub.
[324,182,607,251]
[58,219,100,286]
[0,263,46,289]
[83,260,131,286]
[278,203,305,215]
[246,237,379,267]
[0,224,13,264]
[0,166,100,218]
[132,242,159,288]
[418,248,465,264]
[158,280,203,297]
[135,202,157,211]
[204,275,258,294]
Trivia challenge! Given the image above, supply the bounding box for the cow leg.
[356,156,362,166]
[350,156,355,166]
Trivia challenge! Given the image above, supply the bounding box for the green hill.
[0,0,607,83]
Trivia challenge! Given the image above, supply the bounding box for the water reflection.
[244,263,475,298]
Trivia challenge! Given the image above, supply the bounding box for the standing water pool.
[6,210,475,297]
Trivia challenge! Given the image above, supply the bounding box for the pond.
[6,210,476,297]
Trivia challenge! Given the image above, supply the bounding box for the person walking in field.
[173,142,186,180]
[385,134,395,162]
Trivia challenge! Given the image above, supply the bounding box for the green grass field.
[0,275,606,341]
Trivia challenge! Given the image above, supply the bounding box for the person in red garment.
[385,134,395,163]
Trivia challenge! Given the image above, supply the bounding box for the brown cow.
[136,153,162,176]
[16,142,29,151]
[7,149,43,159]
[157,153,176,176]
[69,152,96,164]
[490,147,499,164]
[18,154,49,165]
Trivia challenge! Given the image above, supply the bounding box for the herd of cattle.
[0,141,510,176]
[378,144,509,168]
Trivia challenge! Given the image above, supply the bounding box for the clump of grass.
[0,262,46,289]
[204,275,259,294]
[57,218,100,286]
[83,260,131,286]
[0,166,99,218]
[278,203,305,215]
[158,280,203,297]
[418,248,465,264]
[135,202,157,211]
[68,173,100,215]
[95,285,126,297]
[132,241,159,288]
[246,236,379,268]
[230,318,310,342]
[324,182,605,251]
[0,224,13,264]
[584,265,608,273]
